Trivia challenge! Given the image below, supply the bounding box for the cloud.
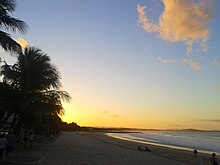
[113,114,119,118]
[137,0,215,55]
[102,111,108,114]
[169,124,180,127]
[212,57,220,66]
[197,119,220,123]
[17,38,29,48]
[158,57,178,64]
[137,4,160,33]
[182,59,201,71]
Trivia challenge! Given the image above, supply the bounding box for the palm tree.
[0,0,28,52]
[1,47,71,129]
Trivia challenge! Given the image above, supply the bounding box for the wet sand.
[6,131,213,164]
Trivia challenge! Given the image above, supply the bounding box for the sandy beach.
[5,131,213,165]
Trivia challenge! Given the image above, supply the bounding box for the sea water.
[107,131,220,154]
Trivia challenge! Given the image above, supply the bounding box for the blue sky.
[2,0,220,130]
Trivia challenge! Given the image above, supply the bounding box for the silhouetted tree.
[1,47,71,131]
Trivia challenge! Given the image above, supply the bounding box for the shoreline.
[96,132,212,164]
[107,132,220,155]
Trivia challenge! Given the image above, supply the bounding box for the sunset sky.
[2,0,220,130]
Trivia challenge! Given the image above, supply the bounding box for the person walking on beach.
[50,134,53,142]
[6,131,16,162]
[210,153,219,165]
[29,132,34,144]
[0,134,7,163]
[23,130,28,148]
[194,149,203,165]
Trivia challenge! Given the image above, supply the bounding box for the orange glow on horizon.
[61,102,220,130]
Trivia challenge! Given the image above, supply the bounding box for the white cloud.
[137,4,160,33]
[158,57,178,64]
[137,0,215,55]
[182,59,201,71]
[212,57,220,66]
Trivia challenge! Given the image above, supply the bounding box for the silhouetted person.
[138,145,142,151]
[210,153,219,165]
[0,134,7,163]
[23,130,28,148]
[29,132,34,144]
[50,134,53,142]
[145,146,151,152]
[6,131,16,162]
[194,149,203,165]
[138,145,151,152]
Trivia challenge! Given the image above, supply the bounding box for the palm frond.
[0,0,16,13]
[0,16,28,33]
[0,30,21,52]
[17,47,62,91]
[0,0,27,53]
[0,59,21,88]
[44,90,71,103]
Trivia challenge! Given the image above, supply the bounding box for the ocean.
[107,130,220,154]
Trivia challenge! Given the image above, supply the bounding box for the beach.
[6,131,213,165]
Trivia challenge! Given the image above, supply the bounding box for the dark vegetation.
[0,0,79,136]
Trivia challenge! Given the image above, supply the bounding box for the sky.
[1,0,220,130]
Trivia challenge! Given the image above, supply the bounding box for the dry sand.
[37,132,211,165]
[5,131,213,165]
